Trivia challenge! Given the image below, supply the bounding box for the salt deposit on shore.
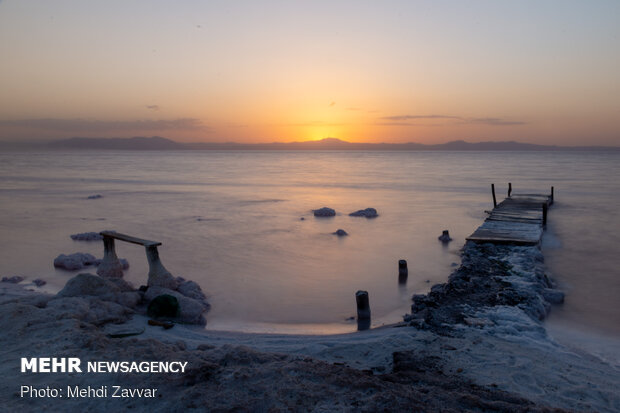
[1,239,619,411]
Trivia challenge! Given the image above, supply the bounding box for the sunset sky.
[0,1,619,145]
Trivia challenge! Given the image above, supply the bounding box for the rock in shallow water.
[333,229,348,236]
[349,208,378,218]
[53,253,98,271]
[438,230,452,243]
[1,275,24,284]
[313,207,336,217]
[53,253,129,271]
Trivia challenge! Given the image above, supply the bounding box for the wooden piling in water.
[398,260,408,284]
[542,203,548,226]
[508,182,512,197]
[356,290,371,330]
[550,186,554,204]
[356,290,371,320]
[491,184,497,208]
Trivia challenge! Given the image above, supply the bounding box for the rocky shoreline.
[405,241,564,332]
[1,240,619,411]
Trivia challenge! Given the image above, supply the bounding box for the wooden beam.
[100,231,161,247]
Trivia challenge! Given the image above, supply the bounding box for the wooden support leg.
[145,245,178,289]
[97,236,124,278]
[491,183,497,208]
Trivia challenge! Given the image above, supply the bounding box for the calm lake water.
[0,150,618,340]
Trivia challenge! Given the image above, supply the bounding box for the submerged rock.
[1,275,24,284]
[70,232,104,241]
[87,194,103,199]
[53,253,98,271]
[313,207,336,217]
[349,207,378,218]
[33,278,47,287]
[333,229,348,236]
[438,230,452,243]
[53,253,129,271]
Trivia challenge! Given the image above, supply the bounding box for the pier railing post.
[491,184,497,208]
[97,236,124,278]
[145,245,178,289]
[508,182,512,197]
[550,186,554,205]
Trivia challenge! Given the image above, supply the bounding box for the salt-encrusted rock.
[92,258,130,270]
[47,296,133,326]
[1,276,24,284]
[438,230,452,243]
[53,253,98,271]
[144,286,209,325]
[87,194,103,199]
[33,279,46,287]
[57,273,140,309]
[147,294,180,318]
[313,207,336,217]
[58,273,121,297]
[70,232,104,241]
[542,288,565,304]
[147,270,179,290]
[333,229,348,236]
[349,208,378,218]
[177,278,207,301]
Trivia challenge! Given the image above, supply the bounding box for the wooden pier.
[466,185,553,246]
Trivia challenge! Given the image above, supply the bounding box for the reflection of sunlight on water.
[0,151,619,337]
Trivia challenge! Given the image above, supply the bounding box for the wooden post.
[356,290,371,320]
[356,290,371,331]
[542,203,548,226]
[491,184,497,208]
[508,182,512,197]
[145,245,178,289]
[97,235,124,278]
[550,186,554,205]
[398,260,408,284]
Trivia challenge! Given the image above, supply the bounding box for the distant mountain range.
[7,136,620,151]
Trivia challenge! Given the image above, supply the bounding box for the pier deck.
[466,193,552,246]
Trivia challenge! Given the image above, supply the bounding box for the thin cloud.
[0,117,210,133]
[468,117,526,126]
[286,121,347,127]
[329,101,336,107]
[380,114,462,121]
[378,114,525,126]
[146,105,160,111]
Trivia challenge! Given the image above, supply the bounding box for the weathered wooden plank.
[466,192,551,245]
[100,231,162,247]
